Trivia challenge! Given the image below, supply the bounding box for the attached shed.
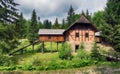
[38,29,65,42]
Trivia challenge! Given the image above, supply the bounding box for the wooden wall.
[39,35,64,42]
[65,23,95,43]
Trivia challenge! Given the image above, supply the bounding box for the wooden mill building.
[38,15,100,52]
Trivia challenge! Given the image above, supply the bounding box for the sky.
[15,0,107,23]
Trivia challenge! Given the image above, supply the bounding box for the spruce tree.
[28,9,38,53]
[16,13,25,38]
[43,19,52,29]
[102,0,120,52]
[52,18,59,29]
[66,5,75,27]
[0,0,19,24]
[61,19,66,29]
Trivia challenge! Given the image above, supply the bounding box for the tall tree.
[102,0,120,52]
[43,19,52,29]
[85,10,91,20]
[0,0,19,24]
[61,19,66,29]
[52,18,59,29]
[16,13,26,38]
[66,5,75,27]
[92,11,106,30]
[28,9,38,53]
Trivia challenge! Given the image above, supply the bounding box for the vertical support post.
[51,41,52,53]
[42,42,44,53]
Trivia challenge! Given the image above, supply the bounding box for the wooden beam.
[42,42,44,53]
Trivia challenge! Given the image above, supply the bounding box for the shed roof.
[38,29,65,35]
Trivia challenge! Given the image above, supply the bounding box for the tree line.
[0,0,120,54]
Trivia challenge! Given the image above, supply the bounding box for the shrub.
[22,63,33,71]
[72,58,94,68]
[90,42,105,61]
[0,55,16,66]
[59,43,72,60]
[76,49,90,60]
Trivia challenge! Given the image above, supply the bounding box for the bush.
[76,49,90,60]
[72,58,94,68]
[59,43,72,60]
[90,42,105,61]
[22,63,34,71]
[0,55,17,66]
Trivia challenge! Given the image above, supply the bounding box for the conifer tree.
[28,9,38,53]
[43,19,52,29]
[66,5,75,27]
[0,0,19,23]
[61,19,66,29]
[16,13,25,38]
[52,18,59,29]
[102,0,120,52]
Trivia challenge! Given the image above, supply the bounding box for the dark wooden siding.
[39,35,65,42]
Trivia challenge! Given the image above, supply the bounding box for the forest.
[0,0,120,73]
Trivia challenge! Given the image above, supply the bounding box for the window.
[48,36,51,39]
[75,32,79,37]
[85,33,89,38]
[75,45,79,52]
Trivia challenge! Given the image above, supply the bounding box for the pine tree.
[61,19,66,29]
[52,18,59,29]
[0,0,19,24]
[43,19,52,29]
[28,9,38,53]
[85,10,91,20]
[66,5,75,27]
[16,13,25,38]
[102,0,120,52]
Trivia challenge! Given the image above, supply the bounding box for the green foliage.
[76,49,90,60]
[104,0,120,25]
[0,0,19,23]
[52,18,60,29]
[59,43,72,60]
[0,23,19,53]
[43,19,52,29]
[66,5,75,27]
[16,13,26,38]
[102,0,120,52]
[22,63,33,71]
[91,43,105,61]
[28,9,38,41]
[72,58,94,68]
[92,11,106,30]
[32,57,41,66]
[0,55,17,66]
[61,19,66,29]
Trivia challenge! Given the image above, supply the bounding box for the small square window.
[75,32,79,37]
[85,33,89,38]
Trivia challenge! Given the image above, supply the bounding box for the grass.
[13,52,59,65]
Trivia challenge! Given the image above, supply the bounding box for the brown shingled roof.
[65,15,99,32]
